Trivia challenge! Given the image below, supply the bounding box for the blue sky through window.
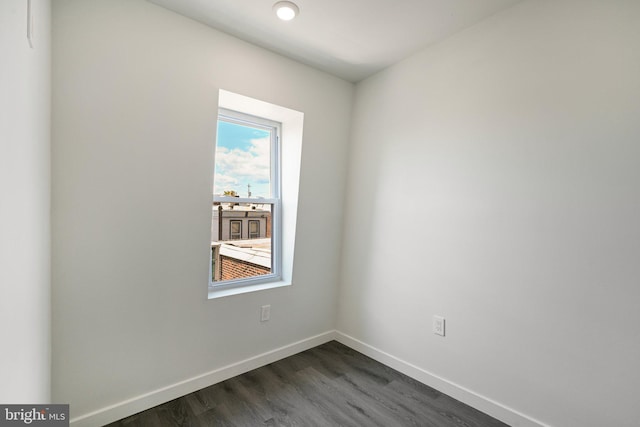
[214,121,271,198]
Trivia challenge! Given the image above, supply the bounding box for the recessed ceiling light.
[273,1,299,21]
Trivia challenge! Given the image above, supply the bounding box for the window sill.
[208,279,292,299]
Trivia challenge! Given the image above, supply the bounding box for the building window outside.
[249,220,260,239]
[230,220,242,240]
[210,107,281,288]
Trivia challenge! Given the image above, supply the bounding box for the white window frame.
[210,108,283,290]
[208,89,303,299]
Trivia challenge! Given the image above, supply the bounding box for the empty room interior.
[2,0,640,426]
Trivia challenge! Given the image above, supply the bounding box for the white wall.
[338,1,640,426]
[0,0,51,403]
[51,0,352,423]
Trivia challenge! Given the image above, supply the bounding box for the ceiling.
[148,0,522,82]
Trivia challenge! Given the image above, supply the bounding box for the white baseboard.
[70,331,336,427]
[334,331,550,427]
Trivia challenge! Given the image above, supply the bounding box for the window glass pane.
[211,112,277,285]
[211,203,273,282]
[214,120,271,198]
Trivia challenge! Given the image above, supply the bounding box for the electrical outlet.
[260,305,271,322]
[433,315,445,336]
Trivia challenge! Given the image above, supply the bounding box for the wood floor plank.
[106,341,510,427]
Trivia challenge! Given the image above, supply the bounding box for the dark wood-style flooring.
[107,341,509,427]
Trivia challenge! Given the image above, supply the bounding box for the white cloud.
[213,173,238,188]
[213,138,271,196]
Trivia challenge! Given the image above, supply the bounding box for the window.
[230,220,242,240]
[249,220,260,239]
[210,107,281,288]
[208,89,303,299]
